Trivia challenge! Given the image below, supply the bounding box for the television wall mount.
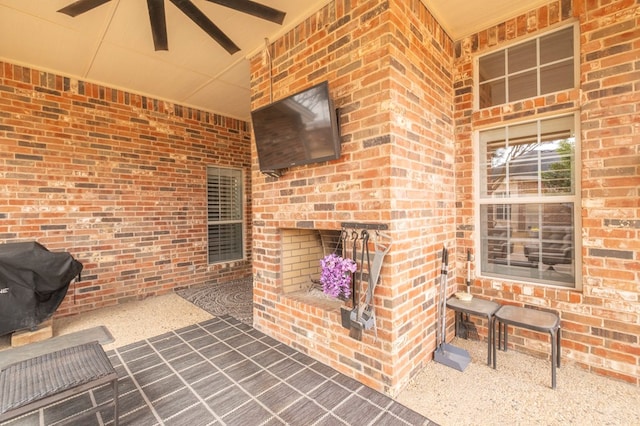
[262,169,284,178]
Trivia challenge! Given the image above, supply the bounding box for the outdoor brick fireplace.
[248,1,456,396]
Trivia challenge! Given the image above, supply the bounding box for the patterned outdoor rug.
[177,278,253,325]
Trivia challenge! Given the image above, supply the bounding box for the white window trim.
[474,22,580,111]
[473,112,582,289]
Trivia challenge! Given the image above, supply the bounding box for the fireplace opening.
[281,228,342,295]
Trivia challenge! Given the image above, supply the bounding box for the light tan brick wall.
[281,229,323,293]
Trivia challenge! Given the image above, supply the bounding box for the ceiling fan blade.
[147,0,168,51]
[57,0,111,17]
[169,0,240,55]
[205,0,286,25]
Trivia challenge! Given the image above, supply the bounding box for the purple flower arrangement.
[320,253,357,298]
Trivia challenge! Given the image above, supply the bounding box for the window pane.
[508,40,536,73]
[480,116,575,199]
[480,127,506,197]
[208,223,243,263]
[479,79,505,108]
[540,60,574,94]
[482,121,543,198]
[504,121,539,196]
[508,70,537,102]
[477,26,575,109]
[479,114,577,288]
[540,116,575,195]
[479,50,505,82]
[208,169,242,221]
[540,26,573,64]
[207,166,243,263]
[480,203,575,287]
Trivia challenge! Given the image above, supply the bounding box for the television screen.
[251,81,341,173]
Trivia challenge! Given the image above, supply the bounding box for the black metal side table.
[446,296,501,365]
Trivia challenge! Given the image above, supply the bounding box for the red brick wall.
[454,0,639,384]
[3,0,635,396]
[385,0,456,392]
[0,62,253,316]
[249,0,455,395]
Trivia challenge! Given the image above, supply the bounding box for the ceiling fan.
[57,0,286,54]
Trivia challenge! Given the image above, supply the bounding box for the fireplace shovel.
[433,246,470,371]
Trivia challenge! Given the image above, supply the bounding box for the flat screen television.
[251,81,341,175]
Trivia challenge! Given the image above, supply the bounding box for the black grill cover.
[0,242,83,336]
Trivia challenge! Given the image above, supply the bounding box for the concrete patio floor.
[1,293,639,425]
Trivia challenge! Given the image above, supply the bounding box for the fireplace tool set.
[434,246,471,371]
[335,226,391,341]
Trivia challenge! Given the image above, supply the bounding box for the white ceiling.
[0,0,548,121]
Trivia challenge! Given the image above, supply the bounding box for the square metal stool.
[493,305,561,389]
[446,296,501,365]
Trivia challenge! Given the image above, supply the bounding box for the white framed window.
[476,24,577,109]
[207,166,244,263]
[477,113,580,288]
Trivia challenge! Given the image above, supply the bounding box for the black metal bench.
[0,341,118,425]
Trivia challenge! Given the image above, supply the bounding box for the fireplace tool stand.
[434,246,470,371]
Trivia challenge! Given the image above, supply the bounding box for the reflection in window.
[480,115,575,198]
[481,203,575,286]
[478,114,578,287]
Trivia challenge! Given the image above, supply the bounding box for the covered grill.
[0,242,82,336]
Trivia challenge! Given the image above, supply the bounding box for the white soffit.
[423,0,555,40]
